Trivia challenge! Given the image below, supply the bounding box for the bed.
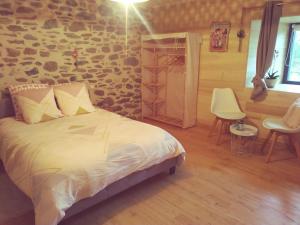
[0,98,185,225]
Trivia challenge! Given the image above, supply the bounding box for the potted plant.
[265,50,280,88]
[265,70,279,88]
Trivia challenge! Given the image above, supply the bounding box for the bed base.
[62,156,180,222]
[169,166,176,175]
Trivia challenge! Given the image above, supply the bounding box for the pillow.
[53,82,95,116]
[8,83,48,120]
[16,87,63,124]
[55,81,96,104]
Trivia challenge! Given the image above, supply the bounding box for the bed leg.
[169,166,176,175]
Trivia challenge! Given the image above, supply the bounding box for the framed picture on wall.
[210,22,231,52]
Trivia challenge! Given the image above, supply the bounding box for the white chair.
[209,88,246,144]
[261,117,300,163]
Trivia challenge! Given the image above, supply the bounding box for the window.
[246,18,300,93]
[283,23,300,85]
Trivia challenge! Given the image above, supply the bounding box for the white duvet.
[0,109,185,225]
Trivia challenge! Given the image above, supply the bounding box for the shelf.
[142,48,156,53]
[142,43,186,50]
[143,99,165,106]
[143,65,168,73]
[143,38,186,45]
[160,53,186,57]
[143,48,186,57]
[143,62,184,68]
[143,82,165,90]
[145,115,183,127]
[143,65,168,68]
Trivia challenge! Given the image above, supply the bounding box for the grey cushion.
[0,98,14,118]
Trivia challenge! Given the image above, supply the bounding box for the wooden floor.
[2,121,300,225]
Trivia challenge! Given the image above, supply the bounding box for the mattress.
[0,108,185,225]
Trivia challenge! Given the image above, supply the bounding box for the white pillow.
[54,83,95,116]
[16,87,63,124]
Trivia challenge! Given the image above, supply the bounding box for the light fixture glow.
[111,0,149,5]
[110,0,150,56]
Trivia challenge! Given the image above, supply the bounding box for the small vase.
[265,79,278,88]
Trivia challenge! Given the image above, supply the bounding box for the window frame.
[282,23,300,85]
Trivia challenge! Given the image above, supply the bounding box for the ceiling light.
[110,0,149,4]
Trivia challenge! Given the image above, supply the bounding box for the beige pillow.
[54,83,95,116]
[16,87,63,124]
[8,83,49,120]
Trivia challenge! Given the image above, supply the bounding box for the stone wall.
[0,0,145,119]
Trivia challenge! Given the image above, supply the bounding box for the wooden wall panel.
[146,0,300,151]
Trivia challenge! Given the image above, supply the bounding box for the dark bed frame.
[0,98,180,224]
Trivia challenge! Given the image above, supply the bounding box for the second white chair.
[261,98,300,163]
[209,88,246,144]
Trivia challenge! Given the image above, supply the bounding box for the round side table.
[230,124,258,155]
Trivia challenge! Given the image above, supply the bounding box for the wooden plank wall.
[147,0,300,146]
[196,27,300,139]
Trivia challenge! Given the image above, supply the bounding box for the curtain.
[251,1,282,100]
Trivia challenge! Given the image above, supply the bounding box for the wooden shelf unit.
[142,45,172,119]
[141,33,200,128]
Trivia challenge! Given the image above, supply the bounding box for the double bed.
[0,98,185,225]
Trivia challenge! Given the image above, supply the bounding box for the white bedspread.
[0,109,185,225]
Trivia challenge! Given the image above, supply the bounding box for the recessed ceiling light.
[110,0,149,4]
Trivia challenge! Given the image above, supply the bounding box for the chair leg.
[225,120,230,134]
[288,134,297,154]
[260,131,273,154]
[265,132,279,163]
[209,117,219,137]
[290,133,300,158]
[217,119,224,145]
